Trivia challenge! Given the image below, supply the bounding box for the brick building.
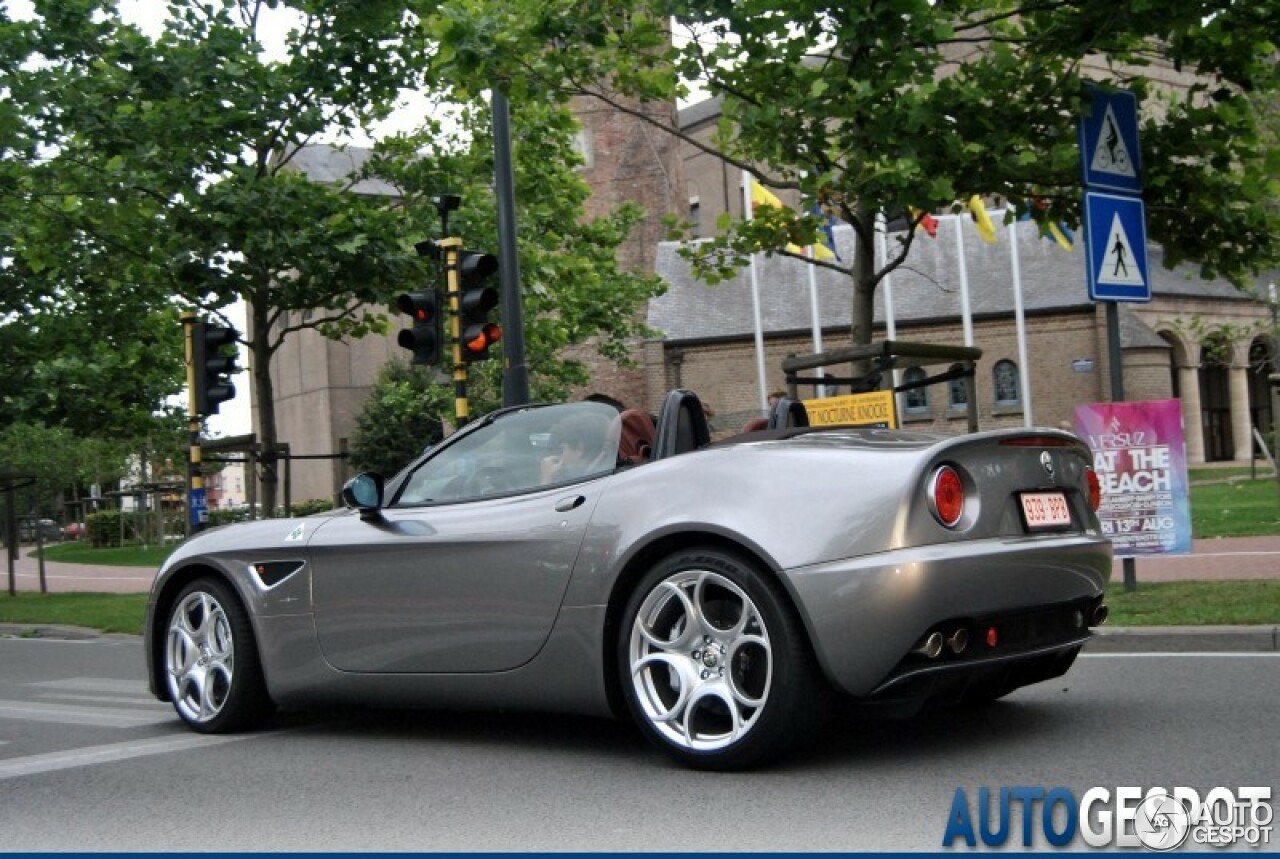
[259,97,1277,504]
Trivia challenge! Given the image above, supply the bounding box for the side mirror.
[342,472,385,519]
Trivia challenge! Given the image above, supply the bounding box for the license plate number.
[1020,491,1072,529]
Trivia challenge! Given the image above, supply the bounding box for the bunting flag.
[1047,221,1075,251]
[749,178,837,259]
[1018,202,1075,251]
[811,204,840,261]
[908,207,939,238]
[968,195,998,243]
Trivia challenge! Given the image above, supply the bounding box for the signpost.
[1078,87,1143,195]
[803,391,898,428]
[1078,85,1151,590]
[1084,192,1150,302]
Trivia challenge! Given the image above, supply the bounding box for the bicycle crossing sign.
[1085,192,1150,302]
[1079,87,1142,194]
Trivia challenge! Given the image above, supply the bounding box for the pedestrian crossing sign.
[1079,87,1142,194]
[1085,192,1150,302]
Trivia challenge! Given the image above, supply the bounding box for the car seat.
[652,389,712,459]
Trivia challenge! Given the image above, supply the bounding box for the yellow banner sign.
[803,391,898,428]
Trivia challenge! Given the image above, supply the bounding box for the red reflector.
[1086,467,1102,512]
[929,465,965,528]
[986,626,998,648]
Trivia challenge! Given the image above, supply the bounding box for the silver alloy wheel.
[166,590,235,724]
[628,569,773,751]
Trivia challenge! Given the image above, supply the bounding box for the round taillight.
[1085,467,1102,512]
[929,465,965,528]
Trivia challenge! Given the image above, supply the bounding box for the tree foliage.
[427,0,1280,347]
[3,0,663,514]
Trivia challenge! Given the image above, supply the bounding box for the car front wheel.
[164,578,273,733]
[619,548,828,770]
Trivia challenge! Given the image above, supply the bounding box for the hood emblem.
[1040,451,1055,478]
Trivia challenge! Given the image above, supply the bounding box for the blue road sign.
[1079,87,1142,194]
[1084,192,1150,302]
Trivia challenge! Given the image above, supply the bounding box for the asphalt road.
[0,635,1276,851]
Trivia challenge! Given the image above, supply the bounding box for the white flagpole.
[952,214,975,347]
[1007,214,1033,427]
[742,173,770,414]
[806,248,826,397]
[875,213,900,400]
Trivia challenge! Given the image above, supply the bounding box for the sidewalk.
[3,548,155,595]
[1119,535,1280,583]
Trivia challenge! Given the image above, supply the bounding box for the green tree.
[5,1,662,517]
[349,363,449,477]
[428,0,1280,350]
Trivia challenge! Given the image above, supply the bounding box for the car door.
[309,403,620,674]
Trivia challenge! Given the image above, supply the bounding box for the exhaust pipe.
[1092,604,1109,626]
[947,628,969,655]
[912,631,944,659]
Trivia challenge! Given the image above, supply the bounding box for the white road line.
[31,678,147,695]
[40,692,166,707]
[0,733,254,781]
[1081,652,1280,658]
[0,700,172,728]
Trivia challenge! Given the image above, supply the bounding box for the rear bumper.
[781,533,1111,697]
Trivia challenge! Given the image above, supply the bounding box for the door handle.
[554,495,586,512]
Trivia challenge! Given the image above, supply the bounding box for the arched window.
[948,363,969,409]
[993,360,1021,406]
[903,367,929,413]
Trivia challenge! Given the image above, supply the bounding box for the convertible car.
[145,390,1111,769]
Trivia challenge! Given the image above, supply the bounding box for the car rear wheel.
[619,548,828,770]
[164,578,273,733]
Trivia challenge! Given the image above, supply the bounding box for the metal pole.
[1106,301,1137,592]
[182,311,207,534]
[492,91,530,407]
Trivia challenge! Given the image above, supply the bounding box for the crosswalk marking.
[0,733,255,780]
[0,699,172,728]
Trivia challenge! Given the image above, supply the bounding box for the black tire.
[618,547,830,770]
[163,577,274,733]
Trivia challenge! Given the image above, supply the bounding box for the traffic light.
[192,320,239,416]
[457,250,500,361]
[396,290,443,366]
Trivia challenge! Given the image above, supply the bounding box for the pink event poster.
[1074,399,1192,557]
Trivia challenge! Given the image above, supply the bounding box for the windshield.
[394,402,623,505]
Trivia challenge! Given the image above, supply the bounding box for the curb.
[0,623,139,641]
[1087,625,1280,653]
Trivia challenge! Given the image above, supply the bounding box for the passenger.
[618,409,656,465]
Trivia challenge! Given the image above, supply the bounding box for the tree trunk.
[250,296,280,517]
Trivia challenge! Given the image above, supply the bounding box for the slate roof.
[648,213,1261,346]
[283,144,400,197]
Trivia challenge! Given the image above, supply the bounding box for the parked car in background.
[17,518,63,543]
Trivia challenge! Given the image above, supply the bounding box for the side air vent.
[249,560,306,589]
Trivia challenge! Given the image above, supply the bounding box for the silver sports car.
[145,390,1111,770]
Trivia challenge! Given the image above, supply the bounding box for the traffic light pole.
[492,91,531,407]
[439,237,470,425]
[181,311,208,534]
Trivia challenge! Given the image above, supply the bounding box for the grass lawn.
[1105,580,1280,626]
[0,592,148,635]
[32,541,175,568]
[1191,478,1280,538]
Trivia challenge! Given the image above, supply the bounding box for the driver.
[541,410,614,484]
